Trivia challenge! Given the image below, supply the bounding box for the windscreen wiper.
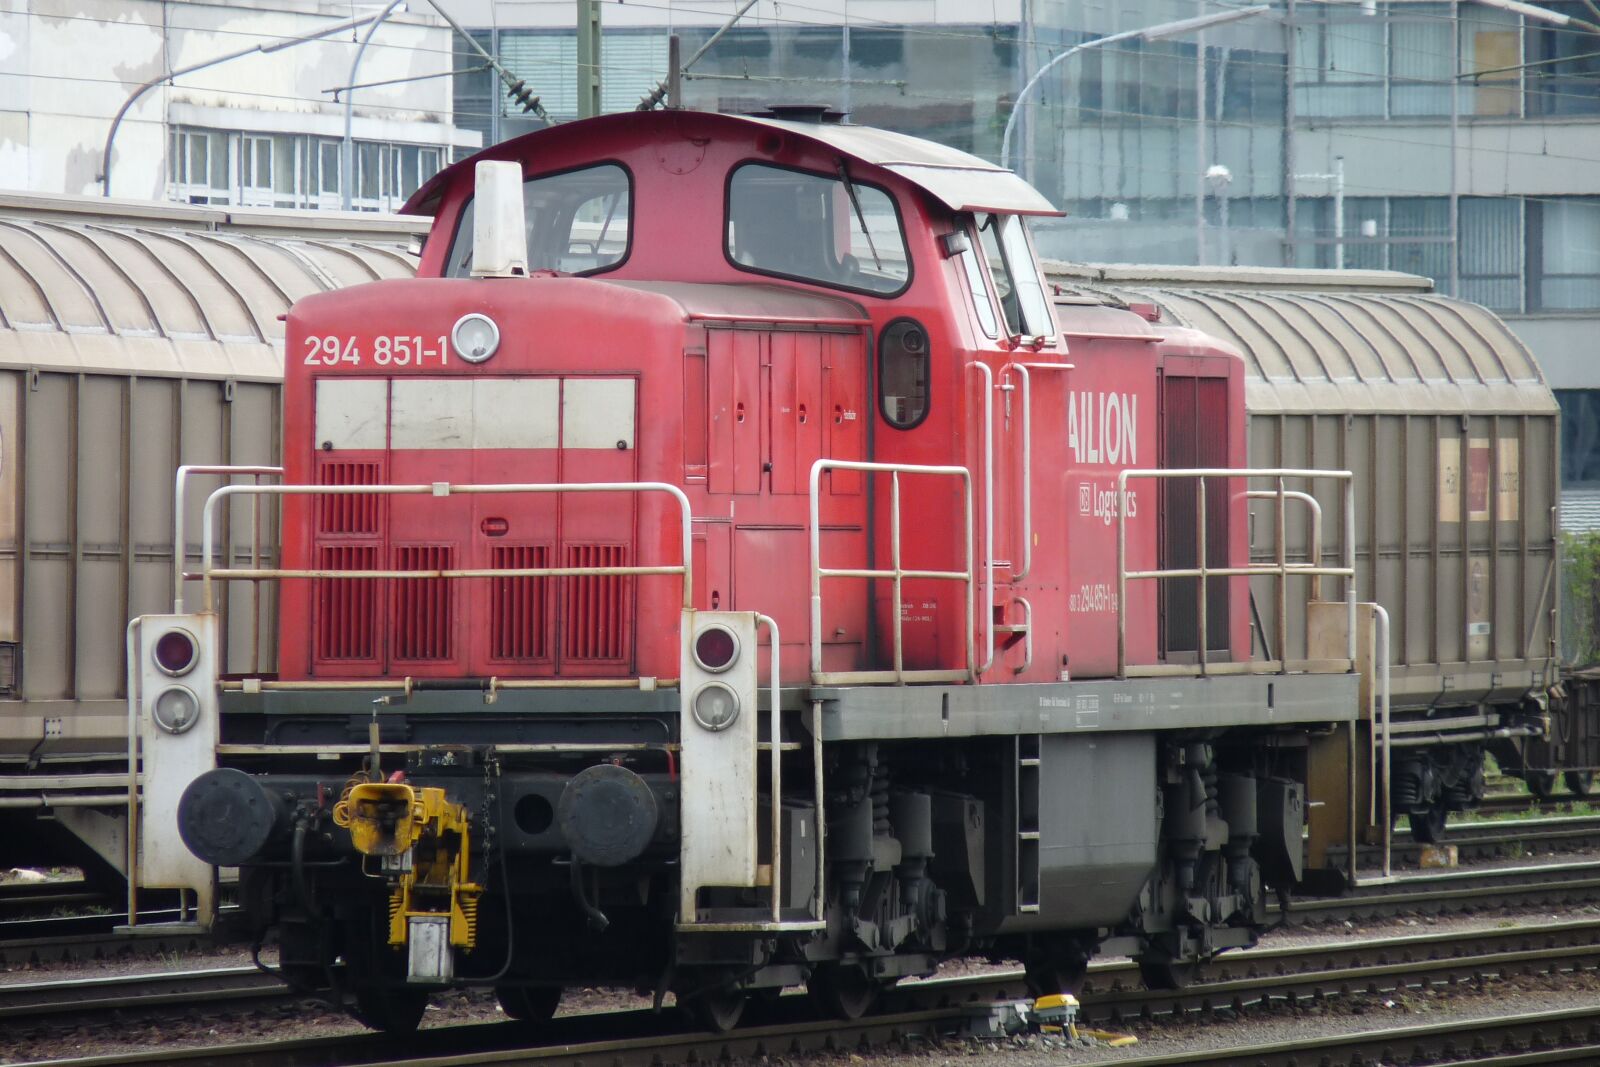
[836,159,882,271]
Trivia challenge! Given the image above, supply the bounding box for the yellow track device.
[334,782,483,977]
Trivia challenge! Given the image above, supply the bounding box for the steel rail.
[22,919,1600,1066]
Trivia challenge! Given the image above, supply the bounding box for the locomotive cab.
[129,110,1367,1032]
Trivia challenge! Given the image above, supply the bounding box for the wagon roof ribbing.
[0,193,419,381]
[1044,262,1554,417]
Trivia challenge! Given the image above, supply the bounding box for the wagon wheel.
[1526,770,1560,801]
[495,984,562,1023]
[1024,944,1090,998]
[1564,771,1595,798]
[1136,956,1198,991]
[1025,958,1089,999]
[807,963,880,1021]
[687,987,747,1033]
[1407,803,1448,844]
[350,984,430,1033]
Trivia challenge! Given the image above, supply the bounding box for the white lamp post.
[999,6,1271,178]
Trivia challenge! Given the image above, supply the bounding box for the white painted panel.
[314,379,387,450]
[472,378,559,449]
[391,378,473,449]
[562,377,636,449]
[678,610,759,921]
[136,613,219,926]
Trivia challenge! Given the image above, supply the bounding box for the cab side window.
[975,213,1054,340]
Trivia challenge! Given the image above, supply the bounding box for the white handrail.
[1372,602,1393,880]
[1115,468,1356,677]
[173,465,282,612]
[1005,362,1073,583]
[808,459,974,686]
[755,612,782,922]
[198,481,694,613]
[969,361,995,675]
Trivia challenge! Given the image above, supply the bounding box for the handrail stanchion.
[1197,475,1208,674]
[1116,468,1356,679]
[173,465,282,613]
[1005,361,1073,583]
[808,460,974,686]
[1116,469,1129,678]
[1276,475,1289,672]
[1372,603,1393,879]
[755,613,781,922]
[891,473,904,680]
[969,362,995,676]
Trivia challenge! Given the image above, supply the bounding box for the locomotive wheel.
[495,984,561,1023]
[350,984,430,1033]
[687,988,746,1033]
[807,963,879,1020]
[1407,804,1448,844]
[1136,956,1198,991]
[1526,770,1560,801]
[1565,771,1595,797]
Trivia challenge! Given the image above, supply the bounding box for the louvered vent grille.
[490,544,550,661]
[316,460,381,535]
[562,544,629,662]
[392,544,454,662]
[316,544,378,661]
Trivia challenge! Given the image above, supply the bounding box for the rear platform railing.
[191,480,692,689]
[808,460,974,686]
[1116,468,1356,679]
[174,465,284,672]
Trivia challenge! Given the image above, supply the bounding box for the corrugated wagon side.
[0,192,420,877]
[1048,262,1562,837]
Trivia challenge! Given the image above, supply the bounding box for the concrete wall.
[0,0,473,199]
[1503,316,1595,392]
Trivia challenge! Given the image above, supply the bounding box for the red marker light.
[154,629,197,676]
[694,627,739,673]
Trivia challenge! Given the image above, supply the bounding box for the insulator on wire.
[636,81,669,112]
[505,79,541,114]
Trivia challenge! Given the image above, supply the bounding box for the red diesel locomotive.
[134,110,1365,1031]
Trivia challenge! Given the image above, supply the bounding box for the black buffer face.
[557,763,660,867]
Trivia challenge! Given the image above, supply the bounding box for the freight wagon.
[0,192,421,879]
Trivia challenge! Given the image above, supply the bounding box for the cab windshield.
[726,163,910,296]
[444,163,631,277]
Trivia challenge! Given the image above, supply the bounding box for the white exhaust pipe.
[471,160,528,278]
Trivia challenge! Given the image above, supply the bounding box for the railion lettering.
[1066,390,1138,466]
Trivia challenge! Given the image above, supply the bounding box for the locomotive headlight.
[690,682,740,732]
[153,628,198,676]
[152,685,201,735]
[451,312,500,363]
[693,625,740,673]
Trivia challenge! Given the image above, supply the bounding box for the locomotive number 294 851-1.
[303,335,450,368]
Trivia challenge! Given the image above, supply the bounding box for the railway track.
[1348,812,1600,866]
[15,915,1600,1065]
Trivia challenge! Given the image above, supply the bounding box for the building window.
[168,127,447,212]
[1531,198,1600,311]
[1558,390,1600,487]
[1294,3,1528,120]
[171,128,232,204]
[1459,197,1524,312]
[1526,3,1600,116]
